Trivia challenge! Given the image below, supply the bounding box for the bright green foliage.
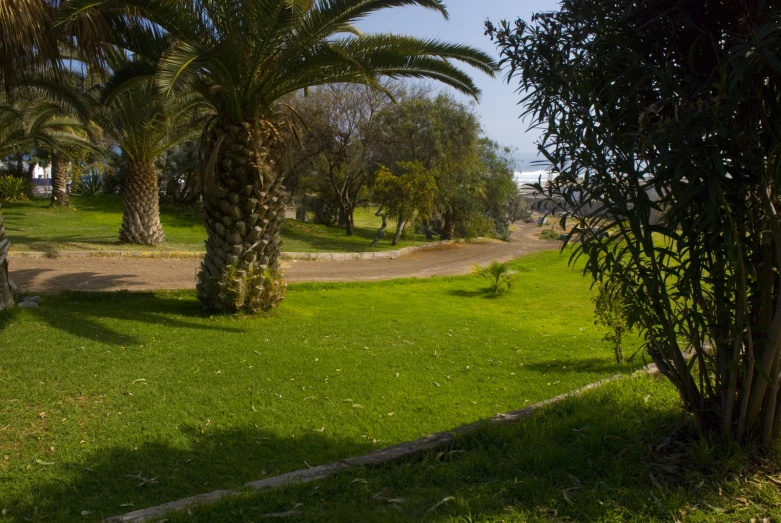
[0,250,639,521]
[472,260,517,294]
[592,280,635,364]
[373,95,520,240]
[373,161,437,230]
[0,175,29,201]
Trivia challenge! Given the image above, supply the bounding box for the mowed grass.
[1,196,427,253]
[0,251,641,522]
[167,375,781,523]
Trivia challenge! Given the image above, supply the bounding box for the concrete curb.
[106,366,659,523]
[9,240,464,261]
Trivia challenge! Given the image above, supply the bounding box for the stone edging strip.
[9,240,462,261]
[106,366,659,523]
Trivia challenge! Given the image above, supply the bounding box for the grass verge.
[1,197,427,253]
[165,374,781,522]
[0,250,640,522]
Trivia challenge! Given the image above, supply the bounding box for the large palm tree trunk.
[197,121,287,313]
[0,210,14,310]
[119,159,164,245]
[49,152,69,207]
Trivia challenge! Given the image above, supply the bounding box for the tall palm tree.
[62,0,497,312]
[5,77,99,207]
[98,77,207,244]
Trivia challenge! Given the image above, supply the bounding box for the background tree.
[292,83,398,235]
[374,94,487,239]
[372,161,437,245]
[156,140,202,203]
[479,138,529,240]
[64,0,497,313]
[488,0,781,444]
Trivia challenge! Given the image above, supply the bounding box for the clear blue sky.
[357,0,562,155]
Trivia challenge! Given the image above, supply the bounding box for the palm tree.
[0,0,59,90]
[4,78,99,207]
[98,76,207,244]
[0,87,96,309]
[62,0,497,312]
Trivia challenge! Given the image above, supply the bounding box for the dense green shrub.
[0,176,28,201]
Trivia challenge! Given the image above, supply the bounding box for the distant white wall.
[32,164,51,179]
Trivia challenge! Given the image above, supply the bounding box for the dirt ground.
[9,223,560,294]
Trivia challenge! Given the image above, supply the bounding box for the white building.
[31,163,52,179]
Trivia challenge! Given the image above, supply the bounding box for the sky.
[356,0,562,162]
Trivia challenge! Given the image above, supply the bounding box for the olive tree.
[488,0,781,444]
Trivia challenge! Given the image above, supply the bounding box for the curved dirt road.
[9,223,558,294]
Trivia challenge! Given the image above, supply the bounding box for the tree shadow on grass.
[163,378,780,523]
[447,289,506,299]
[523,357,635,376]
[13,289,244,346]
[5,425,375,523]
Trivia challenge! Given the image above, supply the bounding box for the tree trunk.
[0,210,14,310]
[50,153,69,207]
[441,211,455,240]
[371,210,388,247]
[197,120,288,313]
[119,159,164,245]
[392,215,407,246]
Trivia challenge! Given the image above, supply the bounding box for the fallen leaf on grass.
[433,382,441,387]
[352,479,368,484]
[132,379,147,384]
[352,404,364,409]
[562,487,580,506]
[35,459,54,466]
[425,496,455,514]
[387,412,395,416]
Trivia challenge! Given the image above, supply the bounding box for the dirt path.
[9,223,557,294]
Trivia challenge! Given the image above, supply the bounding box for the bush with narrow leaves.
[0,176,28,201]
[472,261,517,294]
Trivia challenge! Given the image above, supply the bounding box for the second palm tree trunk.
[119,160,164,245]
[50,153,69,207]
[197,121,287,313]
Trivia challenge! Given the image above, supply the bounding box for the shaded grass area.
[0,251,640,522]
[1,197,426,253]
[166,375,781,522]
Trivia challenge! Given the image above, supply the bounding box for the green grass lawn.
[0,250,643,522]
[167,375,781,523]
[0,196,427,253]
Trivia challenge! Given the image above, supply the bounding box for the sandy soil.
[9,223,559,294]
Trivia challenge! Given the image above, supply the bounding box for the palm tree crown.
[62,0,497,121]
